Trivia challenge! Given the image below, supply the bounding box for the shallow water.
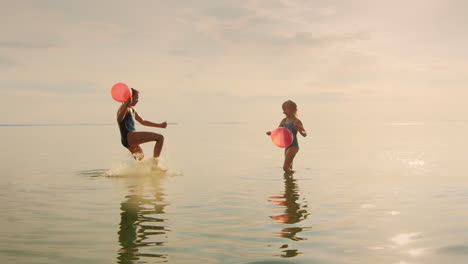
[2,121,468,263]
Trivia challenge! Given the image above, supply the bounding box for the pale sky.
[1,0,467,124]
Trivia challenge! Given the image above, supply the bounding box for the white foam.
[106,158,177,177]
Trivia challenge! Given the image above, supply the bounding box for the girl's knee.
[153,133,164,142]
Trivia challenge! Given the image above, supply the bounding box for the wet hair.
[283,100,298,117]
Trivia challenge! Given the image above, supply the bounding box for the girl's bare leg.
[127,131,165,158]
[127,146,144,160]
[283,147,298,174]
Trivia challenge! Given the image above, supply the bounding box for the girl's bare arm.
[117,101,131,123]
[295,120,307,137]
[134,112,167,128]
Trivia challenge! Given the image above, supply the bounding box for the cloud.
[437,245,468,255]
[201,5,253,20]
[0,41,57,49]
[0,57,16,67]
[163,0,369,65]
[167,49,192,57]
[0,80,100,95]
[291,31,369,46]
[60,21,128,45]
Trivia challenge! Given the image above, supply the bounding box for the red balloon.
[111,83,132,102]
[270,127,293,148]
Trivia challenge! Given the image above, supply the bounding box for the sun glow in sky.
[1,0,467,124]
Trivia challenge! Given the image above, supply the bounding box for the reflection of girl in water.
[270,174,309,257]
[117,176,169,263]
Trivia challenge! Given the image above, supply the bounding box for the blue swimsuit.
[118,109,136,148]
[281,118,299,149]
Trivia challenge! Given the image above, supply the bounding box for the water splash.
[106,158,180,177]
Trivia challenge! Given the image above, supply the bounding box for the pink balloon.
[111,83,132,102]
[270,127,293,148]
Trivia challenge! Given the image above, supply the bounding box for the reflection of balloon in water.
[111,83,132,102]
[271,214,290,223]
[271,127,293,148]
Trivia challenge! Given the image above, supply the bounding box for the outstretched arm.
[295,120,307,137]
[134,111,167,128]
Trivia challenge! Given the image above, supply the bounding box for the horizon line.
[0,123,114,127]
[0,122,183,127]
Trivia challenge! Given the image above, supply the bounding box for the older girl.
[117,88,167,167]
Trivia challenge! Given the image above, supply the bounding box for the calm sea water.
[2,120,468,264]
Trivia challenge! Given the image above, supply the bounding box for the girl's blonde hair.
[283,100,298,117]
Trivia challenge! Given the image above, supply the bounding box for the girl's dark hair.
[131,88,139,95]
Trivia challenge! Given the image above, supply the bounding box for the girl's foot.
[151,158,168,172]
[152,166,168,173]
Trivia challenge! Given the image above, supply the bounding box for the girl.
[117,88,167,168]
[267,100,307,174]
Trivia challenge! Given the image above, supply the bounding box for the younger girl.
[117,88,167,168]
[267,100,307,174]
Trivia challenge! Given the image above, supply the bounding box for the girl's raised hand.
[266,131,271,136]
[160,122,168,128]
